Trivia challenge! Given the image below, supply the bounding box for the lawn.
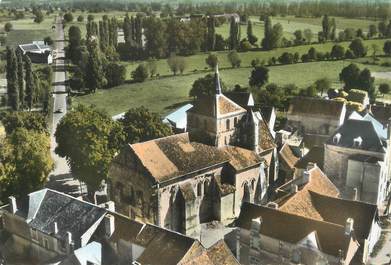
[123,38,391,78]
[0,13,57,47]
[74,58,391,116]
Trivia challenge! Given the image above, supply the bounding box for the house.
[286,97,346,148]
[212,13,240,23]
[108,133,268,238]
[18,42,53,64]
[0,188,238,265]
[233,165,381,264]
[324,114,391,206]
[0,189,107,263]
[294,146,324,176]
[163,103,193,133]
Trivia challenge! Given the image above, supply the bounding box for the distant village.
[0,66,390,265]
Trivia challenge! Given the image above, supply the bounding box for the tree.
[119,107,172,144]
[43,36,54,46]
[293,30,304,45]
[379,83,390,96]
[1,111,48,135]
[330,44,345,60]
[6,47,18,111]
[167,55,186,75]
[227,50,241,68]
[368,24,377,38]
[143,17,167,58]
[205,53,218,69]
[322,15,330,40]
[4,22,12,32]
[339,63,361,91]
[215,34,226,51]
[189,74,225,98]
[358,68,376,100]
[384,40,391,56]
[262,16,272,50]
[131,64,149,82]
[0,128,53,202]
[63,12,74,23]
[278,52,294,64]
[303,28,313,44]
[33,9,44,23]
[147,59,158,77]
[371,44,379,61]
[77,15,84,22]
[247,20,258,45]
[256,83,288,109]
[349,38,367,58]
[105,62,126,88]
[68,26,82,64]
[356,28,364,39]
[85,43,107,92]
[249,66,269,88]
[24,56,34,110]
[206,16,216,51]
[315,78,331,96]
[229,16,240,50]
[378,21,387,37]
[16,50,24,108]
[55,105,124,193]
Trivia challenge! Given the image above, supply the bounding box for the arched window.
[234,117,238,126]
[251,179,256,190]
[197,182,202,196]
[204,181,209,195]
[226,119,231,130]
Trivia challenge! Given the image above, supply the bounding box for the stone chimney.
[8,196,17,214]
[53,222,58,234]
[104,201,115,212]
[306,162,316,171]
[66,231,74,253]
[267,202,278,209]
[345,218,354,236]
[104,214,115,238]
[302,170,312,185]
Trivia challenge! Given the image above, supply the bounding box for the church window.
[204,181,209,195]
[226,119,231,130]
[251,179,256,190]
[234,117,238,126]
[197,182,202,196]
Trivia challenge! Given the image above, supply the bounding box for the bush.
[205,53,218,69]
[77,15,84,22]
[63,12,74,23]
[4,22,12,32]
[131,64,149,83]
[278,52,294,64]
[227,50,241,68]
[379,83,391,95]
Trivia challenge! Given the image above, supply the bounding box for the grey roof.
[16,189,106,242]
[224,92,254,108]
[327,119,387,153]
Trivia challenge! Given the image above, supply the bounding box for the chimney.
[66,231,74,252]
[291,184,299,193]
[302,170,312,185]
[104,214,115,238]
[345,218,354,236]
[53,222,58,234]
[353,188,358,201]
[267,202,278,209]
[8,196,17,214]
[105,201,115,212]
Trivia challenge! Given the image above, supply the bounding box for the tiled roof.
[326,119,386,153]
[223,145,262,171]
[277,167,339,220]
[188,94,246,118]
[294,146,324,170]
[206,240,240,265]
[224,92,254,108]
[130,133,229,182]
[288,97,345,117]
[236,202,358,258]
[259,115,277,151]
[279,143,299,170]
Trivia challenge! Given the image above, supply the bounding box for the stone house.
[324,114,391,206]
[286,97,346,148]
[233,167,381,264]
[108,133,268,238]
[0,189,108,263]
[18,42,53,64]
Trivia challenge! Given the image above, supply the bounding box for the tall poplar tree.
[6,47,18,110]
[16,49,24,108]
[24,56,34,110]
[229,17,240,50]
[206,16,216,51]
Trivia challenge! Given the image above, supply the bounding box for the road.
[46,16,84,196]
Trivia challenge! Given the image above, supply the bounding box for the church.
[108,66,278,238]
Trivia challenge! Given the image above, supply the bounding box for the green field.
[0,13,57,47]
[123,38,391,78]
[74,58,391,116]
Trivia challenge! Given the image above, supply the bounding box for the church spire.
[215,64,222,95]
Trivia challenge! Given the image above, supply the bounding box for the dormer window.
[353,136,363,148]
[333,133,341,144]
